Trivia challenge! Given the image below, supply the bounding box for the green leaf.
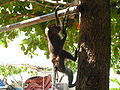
[113,47,119,58]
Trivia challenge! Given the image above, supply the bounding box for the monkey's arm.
[60,18,68,48]
[55,6,62,28]
[62,7,69,37]
[61,50,78,61]
[60,30,67,50]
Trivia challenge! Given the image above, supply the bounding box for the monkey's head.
[45,24,61,35]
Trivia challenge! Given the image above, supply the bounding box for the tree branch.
[0,0,54,8]
[37,0,72,5]
[10,14,37,19]
[0,6,78,32]
[0,0,15,6]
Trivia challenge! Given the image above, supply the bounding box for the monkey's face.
[48,24,61,34]
[54,26,61,33]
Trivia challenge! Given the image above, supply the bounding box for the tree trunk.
[76,0,111,90]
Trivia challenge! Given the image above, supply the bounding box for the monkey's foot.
[68,83,76,88]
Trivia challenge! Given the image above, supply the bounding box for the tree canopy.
[110,0,120,73]
[0,0,119,72]
[0,0,79,72]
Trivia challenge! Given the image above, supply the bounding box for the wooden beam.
[0,6,78,32]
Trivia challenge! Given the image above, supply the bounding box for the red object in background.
[25,75,52,90]
[76,22,80,30]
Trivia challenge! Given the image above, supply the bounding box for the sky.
[0,37,52,68]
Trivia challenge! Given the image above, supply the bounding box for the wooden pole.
[0,6,77,32]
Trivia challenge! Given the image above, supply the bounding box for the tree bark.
[76,0,111,90]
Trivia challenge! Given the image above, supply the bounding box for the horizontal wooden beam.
[0,6,78,32]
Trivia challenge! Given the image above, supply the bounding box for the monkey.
[45,7,78,88]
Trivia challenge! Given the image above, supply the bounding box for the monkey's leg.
[62,50,77,61]
[65,67,76,88]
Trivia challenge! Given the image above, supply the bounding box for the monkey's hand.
[73,48,79,62]
[52,57,59,67]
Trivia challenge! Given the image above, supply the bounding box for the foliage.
[28,70,38,76]
[0,0,79,55]
[0,0,120,73]
[110,0,120,73]
[0,0,79,72]
[0,65,27,77]
[110,88,120,90]
[110,78,120,86]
